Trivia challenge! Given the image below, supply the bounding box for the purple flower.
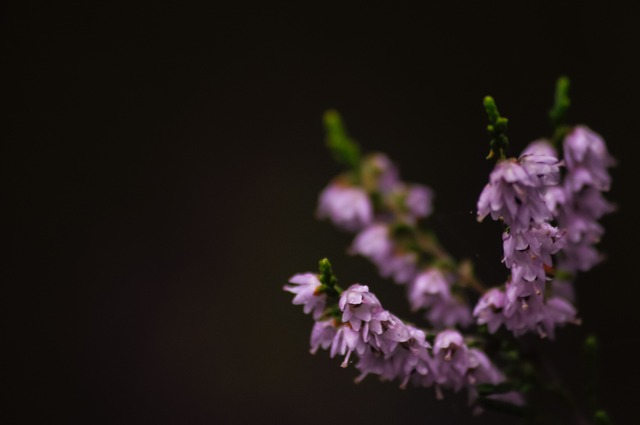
[563,126,615,192]
[362,153,401,194]
[466,348,504,387]
[564,189,614,240]
[501,278,577,338]
[339,284,383,331]
[503,279,546,337]
[350,224,419,285]
[558,243,602,273]
[403,184,434,220]
[426,299,473,329]
[504,223,566,266]
[550,278,575,302]
[317,182,373,231]
[519,152,562,186]
[433,330,465,363]
[409,268,472,328]
[502,223,565,285]
[355,324,432,388]
[368,312,411,353]
[473,288,506,333]
[538,297,578,339]
[409,269,451,311]
[429,330,507,397]
[283,273,327,319]
[335,284,420,368]
[477,155,559,232]
[551,127,615,274]
[330,325,367,368]
[350,224,393,262]
[310,320,337,354]
[521,139,557,157]
[377,251,419,284]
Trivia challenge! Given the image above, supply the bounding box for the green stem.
[549,76,571,147]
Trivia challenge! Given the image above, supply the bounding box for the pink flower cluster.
[285,117,614,413]
[285,279,505,401]
[474,127,614,338]
[317,153,471,328]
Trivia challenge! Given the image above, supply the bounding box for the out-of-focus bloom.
[551,126,616,274]
[310,320,337,354]
[563,126,615,192]
[362,153,400,194]
[473,288,506,333]
[405,184,434,219]
[377,250,419,284]
[350,224,393,260]
[317,182,373,231]
[350,224,418,285]
[521,139,557,157]
[433,330,465,362]
[283,273,327,319]
[538,297,579,339]
[409,268,472,328]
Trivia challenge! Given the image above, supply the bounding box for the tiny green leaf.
[549,76,571,128]
[594,410,612,425]
[323,110,362,170]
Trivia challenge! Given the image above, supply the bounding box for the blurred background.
[5,2,639,424]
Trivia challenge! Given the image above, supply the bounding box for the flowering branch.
[284,259,520,408]
[284,78,616,423]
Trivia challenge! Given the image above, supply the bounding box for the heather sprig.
[285,78,615,423]
[317,119,486,328]
[284,260,513,405]
[475,95,578,338]
[474,78,615,339]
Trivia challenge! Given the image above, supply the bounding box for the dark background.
[5,2,639,424]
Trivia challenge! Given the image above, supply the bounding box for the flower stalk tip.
[483,96,509,160]
[318,258,342,297]
[549,76,571,146]
[549,76,571,127]
[323,109,361,170]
